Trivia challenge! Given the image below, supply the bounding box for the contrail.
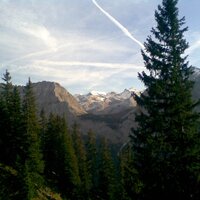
[92,0,144,49]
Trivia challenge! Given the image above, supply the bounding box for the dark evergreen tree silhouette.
[85,130,98,198]
[130,0,200,199]
[43,114,80,199]
[0,70,14,165]
[98,138,116,200]
[72,123,91,199]
[22,78,44,199]
[0,71,24,199]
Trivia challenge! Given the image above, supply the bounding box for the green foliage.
[119,144,135,200]
[0,163,19,200]
[85,130,98,197]
[0,71,26,199]
[43,114,80,199]
[32,187,63,200]
[22,79,44,199]
[98,138,116,200]
[72,123,91,199]
[1,69,13,106]
[0,71,123,199]
[0,70,14,165]
[130,0,200,199]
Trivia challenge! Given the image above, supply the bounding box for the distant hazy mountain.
[7,67,200,144]
[74,88,141,144]
[75,88,140,115]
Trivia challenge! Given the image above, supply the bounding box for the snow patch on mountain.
[89,91,107,96]
[75,87,140,114]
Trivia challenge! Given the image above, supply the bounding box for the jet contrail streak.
[92,0,144,49]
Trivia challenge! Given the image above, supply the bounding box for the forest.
[0,71,123,200]
[0,0,200,199]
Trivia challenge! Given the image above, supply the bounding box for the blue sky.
[0,0,200,94]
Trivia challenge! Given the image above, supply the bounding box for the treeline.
[0,71,128,200]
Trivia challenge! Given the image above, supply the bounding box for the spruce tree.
[98,138,116,200]
[119,144,134,200]
[22,78,44,199]
[0,73,19,199]
[85,130,98,198]
[43,114,80,199]
[72,123,91,199]
[130,0,200,199]
[1,69,13,107]
[0,71,29,199]
[0,70,14,165]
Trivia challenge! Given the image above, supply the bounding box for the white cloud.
[0,1,58,50]
[33,60,144,70]
[7,61,144,93]
[1,0,199,93]
[20,24,58,49]
[187,39,200,55]
[0,0,145,94]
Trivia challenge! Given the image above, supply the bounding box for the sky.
[0,0,200,94]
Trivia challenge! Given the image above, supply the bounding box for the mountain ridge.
[1,67,199,144]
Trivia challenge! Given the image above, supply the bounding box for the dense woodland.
[0,0,200,199]
[0,71,121,200]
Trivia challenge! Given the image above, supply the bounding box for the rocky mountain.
[18,81,86,123]
[18,82,139,144]
[5,67,199,145]
[75,88,140,115]
[75,88,141,143]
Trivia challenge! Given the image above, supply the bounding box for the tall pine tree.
[72,123,91,199]
[0,70,14,165]
[43,114,80,199]
[130,0,200,199]
[85,130,98,198]
[22,78,44,199]
[98,138,116,200]
[0,71,24,199]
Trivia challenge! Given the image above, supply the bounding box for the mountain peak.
[75,87,138,114]
[30,81,86,117]
[89,91,107,96]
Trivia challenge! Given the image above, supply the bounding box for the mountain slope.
[19,81,86,123]
[75,88,139,115]
[10,67,200,144]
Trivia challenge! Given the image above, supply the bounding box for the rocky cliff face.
[75,88,140,143]
[75,88,139,115]
[19,81,86,123]
[23,82,139,144]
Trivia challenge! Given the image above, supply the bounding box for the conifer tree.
[85,130,98,197]
[72,123,91,199]
[10,86,24,163]
[39,109,47,151]
[130,0,200,199]
[43,114,80,199]
[0,72,19,199]
[0,71,27,199]
[98,138,116,200]
[0,70,14,165]
[22,78,44,199]
[0,71,24,167]
[119,144,133,200]
[1,69,13,107]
